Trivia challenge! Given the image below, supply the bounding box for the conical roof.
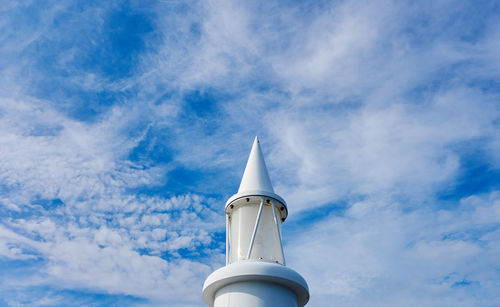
[238,136,275,194]
[225,136,288,218]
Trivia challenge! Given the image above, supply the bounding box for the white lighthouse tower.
[202,137,309,307]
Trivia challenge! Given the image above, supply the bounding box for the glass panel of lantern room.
[250,202,284,264]
[228,197,284,265]
[228,200,259,263]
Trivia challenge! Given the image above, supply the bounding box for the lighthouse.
[202,137,310,307]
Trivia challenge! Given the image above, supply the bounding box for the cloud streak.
[0,0,499,306]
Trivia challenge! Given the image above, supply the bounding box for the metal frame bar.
[271,200,286,265]
[246,198,264,259]
[226,213,230,265]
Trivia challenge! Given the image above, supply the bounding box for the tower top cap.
[226,136,287,212]
[238,136,275,194]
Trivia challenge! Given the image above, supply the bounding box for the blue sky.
[0,0,499,306]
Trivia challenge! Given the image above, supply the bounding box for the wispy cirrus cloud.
[287,191,500,306]
[0,0,499,306]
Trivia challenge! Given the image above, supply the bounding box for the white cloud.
[0,0,499,306]
[1,194,221,305]
[0,91,221,304]
[286,191,500,306]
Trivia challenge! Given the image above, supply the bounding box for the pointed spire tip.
[238,137,274,194]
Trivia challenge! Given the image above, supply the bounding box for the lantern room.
[224,137,288,265]
[202,136,310,307]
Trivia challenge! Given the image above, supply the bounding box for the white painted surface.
[203,262,309,307]
[203,137,309,306]
[214,281,297,307]
[238,137,274,194]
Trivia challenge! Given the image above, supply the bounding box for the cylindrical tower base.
[203,261,309,307]
[215,280,297,307]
